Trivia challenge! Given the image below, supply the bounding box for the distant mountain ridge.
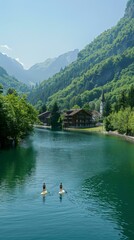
[0,49,79,85]
[0,53,28,84]
[0,66,29,94]
[27,49,79,84]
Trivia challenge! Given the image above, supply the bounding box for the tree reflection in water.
[0,146,37,189]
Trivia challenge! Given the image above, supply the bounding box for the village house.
[63,109,92,128]
[38,108,100,128]
[38,111,51,126]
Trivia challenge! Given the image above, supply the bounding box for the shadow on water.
[81,166,134,240]
[0,139,37,190]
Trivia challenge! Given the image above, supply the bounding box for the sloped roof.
[69,109,84,116]
[92,110,100,117]
[38,111,51,118]
[64,109,91,116]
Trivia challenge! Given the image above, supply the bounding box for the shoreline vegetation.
[0,92,38,149]
[34,125,134,144]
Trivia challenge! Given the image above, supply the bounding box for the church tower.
[100,90,105,116]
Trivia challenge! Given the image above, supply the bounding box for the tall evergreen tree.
[117,90,127,110]
[0,84,3,94]
[128,85,134,109]
[103,99,111,117]
[40,103,47,113]
[51,102,62,130]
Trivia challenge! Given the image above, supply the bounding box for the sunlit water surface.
[0,129,134,240]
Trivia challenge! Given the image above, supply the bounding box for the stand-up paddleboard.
[59,189,65,195]
[41,190,48,195]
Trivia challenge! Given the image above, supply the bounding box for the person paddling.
[43,182,46,191]
[59,182,63,191]
[59,182,66,195]
[41,182,48,195]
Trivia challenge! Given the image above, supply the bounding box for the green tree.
[83,102,90,111]
[0,84,3,94]
[128,109,134,135]
[0,92,38,148]
[51,102,62,130]
[0,95,16,147]
[128,85,134,109]
[39,103,47,113]
[103,99,111,117]
[117,90,127,110]
[72,104,80,109]
[104,115,114,131]
[7,88,18,95]
[117,109,129,134]
[104,107,134,136]
[7,94,38,142]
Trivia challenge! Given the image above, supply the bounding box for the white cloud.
[0,44,12,51]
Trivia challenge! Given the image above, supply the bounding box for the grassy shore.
[80,126,103,132]
[65,126,104,133]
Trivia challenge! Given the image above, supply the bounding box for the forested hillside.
[28,0,134,110]
[0,66,29,94]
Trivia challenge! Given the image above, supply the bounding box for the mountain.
[0,66,29,94]
[27,49,79,84]
[124,0,134,18]
[28,0,134,110]
[0,49,79,85]
[0,53,29,85]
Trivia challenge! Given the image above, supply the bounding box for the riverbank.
[64,127,134,143]
[105,131,134,143]
[34,125,134,144]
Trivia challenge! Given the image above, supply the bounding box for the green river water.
[0,128,134,240]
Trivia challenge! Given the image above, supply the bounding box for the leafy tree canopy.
[0,92,38,148]
[50,102,62,130]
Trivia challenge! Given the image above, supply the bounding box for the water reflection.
[0,145,37,190]
[42,195,46,203]
[59,194,62,202]
[82,168,134,240]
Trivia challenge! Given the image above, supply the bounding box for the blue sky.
[0,0,128,69]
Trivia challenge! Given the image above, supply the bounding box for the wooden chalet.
[63,109,92,128]
[38,111,51,126]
